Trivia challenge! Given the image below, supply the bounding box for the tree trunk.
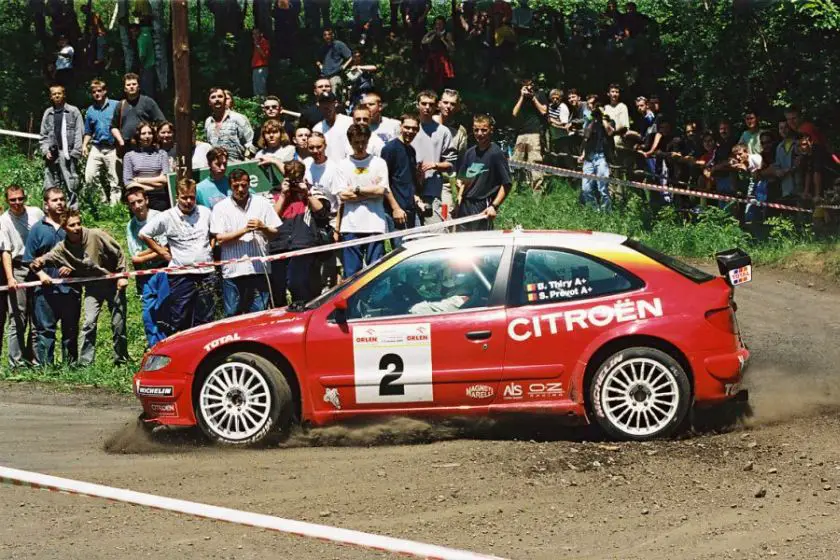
[171,0,192,182]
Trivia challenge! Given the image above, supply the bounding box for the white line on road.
[0,465,508,560]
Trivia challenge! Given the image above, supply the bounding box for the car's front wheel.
[195,352,293,446]
[590,347,690,441]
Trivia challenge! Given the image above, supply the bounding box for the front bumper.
[133,372,197,427]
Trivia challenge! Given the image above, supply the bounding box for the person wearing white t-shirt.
[139,179,215,334]
[361,92,400,144]
[312,91,353,163]
[335,124,391,277]
[304,132,341,289]
[0,184,44,368]
[603,83,630,148]
[304,133,340,228]
[210,169,281,316]
[54,36,75,89]
[344,106,385,157]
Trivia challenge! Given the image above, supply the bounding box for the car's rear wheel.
[195,352,293,446]
[590,347,690,441]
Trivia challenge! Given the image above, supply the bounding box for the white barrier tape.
[510,159,829,214]
[0,465,506,560]
[0,128,40,140]
[0,213,487,293]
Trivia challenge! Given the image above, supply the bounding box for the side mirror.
[332,296,348,323]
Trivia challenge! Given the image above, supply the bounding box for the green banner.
[166,160,284,205]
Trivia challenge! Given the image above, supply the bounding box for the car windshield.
[301,246,406,310]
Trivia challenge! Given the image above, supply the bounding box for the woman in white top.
[255,119,296,172]
[156,121,176,170]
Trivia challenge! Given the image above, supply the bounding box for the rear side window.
[510,248,641,306]
[624,239,715,283]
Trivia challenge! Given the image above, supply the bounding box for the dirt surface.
[3,265,840,560]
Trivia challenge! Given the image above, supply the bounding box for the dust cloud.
[103,420,205,454]
[744,366,840,426]
[279,417,474,448]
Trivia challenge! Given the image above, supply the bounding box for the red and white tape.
[0,213,487,292]
[510,159,840,213]
[0,465,506,560]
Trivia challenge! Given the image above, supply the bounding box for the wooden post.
[171,0,191,182]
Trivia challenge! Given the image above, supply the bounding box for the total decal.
[204,333,241,352]
[352,324,433,404]
[507,297,664,342]
[502,382,565,400]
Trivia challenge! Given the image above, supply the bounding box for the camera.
[417,200,434,218]
[48,145,59,159]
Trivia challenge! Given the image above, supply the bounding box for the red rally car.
[134,230,751,446]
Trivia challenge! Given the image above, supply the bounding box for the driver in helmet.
[409,267,473,314]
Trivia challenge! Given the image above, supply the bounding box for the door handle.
[465,330,492,341]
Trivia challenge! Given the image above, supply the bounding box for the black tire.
[194,352,293,447]
[589,347,691,441]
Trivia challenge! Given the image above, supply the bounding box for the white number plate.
[352,324,433,404]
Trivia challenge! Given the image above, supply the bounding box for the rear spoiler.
[715,248,752,286]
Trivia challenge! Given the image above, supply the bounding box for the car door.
[305,244,510,417]
[501,245,644,402]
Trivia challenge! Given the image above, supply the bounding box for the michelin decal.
[508,298,664,342]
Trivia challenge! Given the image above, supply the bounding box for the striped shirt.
[123,148,170,185]
[139,205,213,275]
[205,110,255,162]
[209,195,282,278]
[548,102,570,126]
[0,206,45,259]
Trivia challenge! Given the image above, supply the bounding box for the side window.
[512,248,639,305]
[346,246,504,320]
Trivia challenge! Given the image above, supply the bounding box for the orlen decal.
[149,402,177,417]
[204,333,240,352]
[507,298,664,342]
[137,385,174,397]
[465,384,494,399]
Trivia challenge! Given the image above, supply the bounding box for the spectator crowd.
[3,0,837,370]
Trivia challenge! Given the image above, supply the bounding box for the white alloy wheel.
[601,358,678,437]
[199,361,272,442]
[590,347,691,441]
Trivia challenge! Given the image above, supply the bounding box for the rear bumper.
[693,347,750,404]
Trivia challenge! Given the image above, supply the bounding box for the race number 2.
[378,354,405,396]
[352,324,433,404]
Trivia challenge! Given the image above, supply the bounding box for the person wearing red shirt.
[251,28,271,98]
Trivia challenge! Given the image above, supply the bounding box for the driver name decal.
[508,298,664,342]
[353,324,433,404]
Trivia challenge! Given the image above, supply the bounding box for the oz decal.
[352,324,433,404]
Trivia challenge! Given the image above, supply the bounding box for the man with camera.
[39,85,83,208]
[511,79,547,190]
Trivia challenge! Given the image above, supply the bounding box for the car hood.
[153,307,310,353]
